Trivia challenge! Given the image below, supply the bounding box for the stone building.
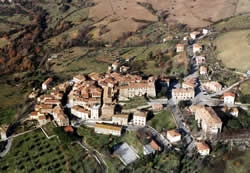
[176,44,184,53]
[42,78,53,90]
[101,104,115,119]
[202,81,222,93]
[112,114,129,126]
[52,105,69,126]
[71,105,90,119]
[133,111,147,126]
[196,142,210,156]
[172,88,195,101]
[119,79,156,101]
[195,106,222,135]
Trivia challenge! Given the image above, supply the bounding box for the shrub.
[53,127,79,144]
[239,94,250,104]
[59,4,70,13]
[227,119,242,129]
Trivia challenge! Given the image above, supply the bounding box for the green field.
[148,110,176,132]
[240,79,250,95]
[0,82,25,125]
[0,129,101,173]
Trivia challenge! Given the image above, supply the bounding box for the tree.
[227,119,242,129]
[239,95,250,104]
[53,127,79,144]
[157,87,167,98]
[178,100,191,110]
[148,51,153,60]
[59,4,70,13]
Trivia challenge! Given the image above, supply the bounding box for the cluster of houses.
[24,27,244,160]
[0,0,12,3]
[29,80,71,127]
[28,61,162,136]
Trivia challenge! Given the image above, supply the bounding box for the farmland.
[0,129,101,173]
[216,30,250,72]
[88,0,250,41]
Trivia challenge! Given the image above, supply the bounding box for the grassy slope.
[216,30,250,72]
[148,110,176,132]
[0,83,25,125]
[240,79,250,95]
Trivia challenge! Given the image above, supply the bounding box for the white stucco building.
[224,92,235,105]
[167,130,181,143]
[133,111,147,126]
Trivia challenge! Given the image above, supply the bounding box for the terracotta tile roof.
[112,61,120,66]
[39,95,54,100]
[134,111,147,118]
[119,81,154,89]
[196,142,209,151]
[150,140,160,151]
[38,115,46,120]
[190,31,200,36]
[200,66,207,72]
[189,104,203,113]
[183,78,197,88]
[193,44,202,48]
[74,74,86,81]
[71,105,89,114]
[41,104,53,109]
[176,44,184,48]
[92,92,102,97]
[202,81,222,90]
[152,104,163,109]
[44,99,61,104]
[230,107,239,113]
[53,106,67,120]
[196,106,222,125]
[43,78,53,85]
[104,78,117,85]
[64,126,74,132]
[113,114,129,119]
[95,123,121,131]
[99,81,108,87]
[224,92,235,98]
[88,72,104,81]
[30,112,38,116]
[167,130,181,137]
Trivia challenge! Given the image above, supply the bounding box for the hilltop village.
[19,27,248,165]
[29,63,158,133]
[0,26,250,172]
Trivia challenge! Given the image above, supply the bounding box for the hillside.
[0,0,250,125]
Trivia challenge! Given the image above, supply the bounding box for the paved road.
[144,125,172,148]
[76,141,108,173]
[0,138,13,158]
[209,76,249,97]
